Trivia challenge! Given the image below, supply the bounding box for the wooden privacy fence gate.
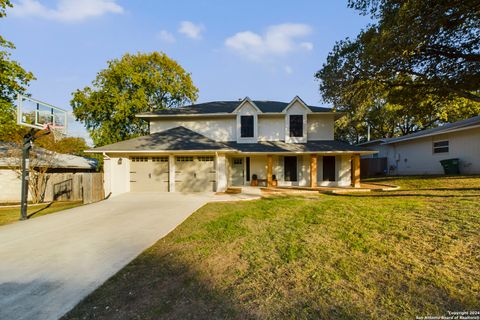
[43,172,104,204]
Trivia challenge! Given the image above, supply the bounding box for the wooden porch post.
[352,154,361,188]
[310,154,317,188]
[267,154,273,187]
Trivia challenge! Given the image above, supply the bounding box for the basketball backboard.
[16,94,68,139]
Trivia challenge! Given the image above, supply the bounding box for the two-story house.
[87,96,375,195]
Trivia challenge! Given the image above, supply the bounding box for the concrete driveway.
[0,192,215,320]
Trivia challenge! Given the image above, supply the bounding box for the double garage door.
[130,156,215,192]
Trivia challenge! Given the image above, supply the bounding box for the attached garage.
[130,156,169,192]
[175,156,216,192]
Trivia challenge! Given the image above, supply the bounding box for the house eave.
[136,111,342,118]
[382,123,480,145]
[85,149,235,154]
[86,149,376,155]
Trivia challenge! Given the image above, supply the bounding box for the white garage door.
[175,156,216,192]
[130,156,169,192]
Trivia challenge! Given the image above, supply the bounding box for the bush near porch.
[63,176,480,320]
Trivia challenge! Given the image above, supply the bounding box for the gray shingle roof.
[225,140,372,153]
[0,142,98,169]
[88,127,373,154]
[382,115,480,144]
[89,126,234,152]
[137,100,332,116]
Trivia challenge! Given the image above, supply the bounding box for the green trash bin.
[440,158,460,175]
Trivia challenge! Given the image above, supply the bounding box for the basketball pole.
[20,128,51,221]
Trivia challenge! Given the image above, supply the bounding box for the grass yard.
[0,201,83,226]
[63,176,480,320]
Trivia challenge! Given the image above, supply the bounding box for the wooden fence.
[360,157,388,178]
[43,172,104,204]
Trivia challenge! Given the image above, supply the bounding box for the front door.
[284,156,297,181]
[231,158,244,186]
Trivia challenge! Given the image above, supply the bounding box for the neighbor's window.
[240,115,254,138]
[433,141,449,153]
[289,115,303,137]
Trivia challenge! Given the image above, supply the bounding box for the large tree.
[316,0,480,143]
[0,0,35,141]
[71,52,199,147]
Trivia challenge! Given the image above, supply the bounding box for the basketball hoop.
[16,94,69,221]
[42,123,66,142]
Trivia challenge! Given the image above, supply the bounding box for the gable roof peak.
[283,96,312,113]
[233,96,262,113]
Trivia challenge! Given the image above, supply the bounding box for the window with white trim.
[240,115,254,138]
[433,140,449,153]
[289,115,303,137]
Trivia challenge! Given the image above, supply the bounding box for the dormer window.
[289,115,303,137]
[240,115,254,137]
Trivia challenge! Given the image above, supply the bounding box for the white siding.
[307,114,335,140]
[215,154,228,192]
[148,105,335,143]
[150,117,236,141]
[386,127,480,175]
[249,155,267,180]
[104,155,130,197]
[258,116,285,141]
[0,169,21,202]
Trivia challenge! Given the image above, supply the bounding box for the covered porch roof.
[86,126,375,155]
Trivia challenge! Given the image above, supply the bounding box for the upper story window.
[289,115,303,137]
[433,140,449,153]
[240,115,254,138]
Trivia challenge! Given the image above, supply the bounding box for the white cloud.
[225,23,313,61]
[300,42,314,50]
[10,0,123,22]
[157,30,175,43]
[178,21,205,40]
[284,65,293,74]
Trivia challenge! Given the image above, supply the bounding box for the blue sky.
[2,0,371,144]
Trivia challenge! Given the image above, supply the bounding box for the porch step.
[225,187,242,194]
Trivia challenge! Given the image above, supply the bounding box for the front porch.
[226,153,361,189]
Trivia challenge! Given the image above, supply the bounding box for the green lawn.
[0,201,83,226]
[63,176,480,320]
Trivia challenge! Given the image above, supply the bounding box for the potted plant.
[251,174,258,186]
[272,174,278,187]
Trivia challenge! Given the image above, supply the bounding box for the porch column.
[267,154,273,187]
[215,153,227,192]
[168,155,175,192]
[352,154,361,188]
[310,154,317,188]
